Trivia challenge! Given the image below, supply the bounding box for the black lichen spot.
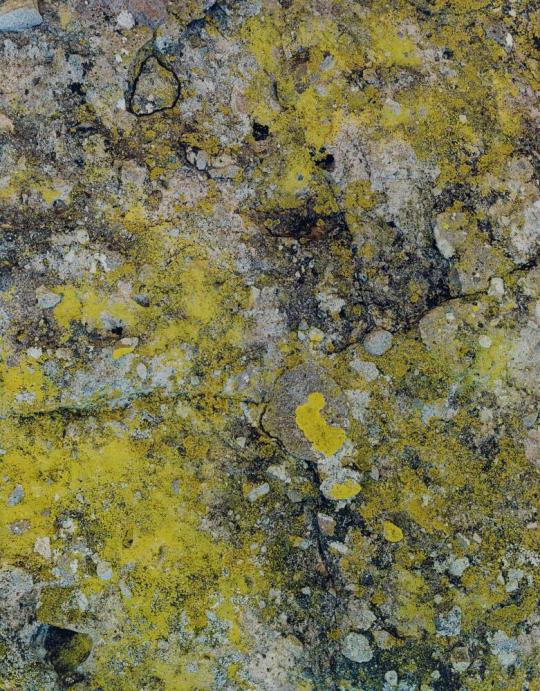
[40,625,93,674]
[206,2,228,29]
[69,82,86,97]
[316,153,335,171]
[252,122,270,141]
[185,17,206,37]
[310,147,335,171]
[254,200,348,241]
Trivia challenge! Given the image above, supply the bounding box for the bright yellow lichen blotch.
[383,520,404,543]
[327,479,362,501]
[111,345,136,360]
[295,392,346,457]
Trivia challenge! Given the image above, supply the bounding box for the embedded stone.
[0,1,42,31]
[262,363,349,461]
[129,57,179,116]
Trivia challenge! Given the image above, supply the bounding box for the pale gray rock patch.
[36,287,62,309]
[96,560,113,581]
[0,1,42,32]
[247,483,270,503]
[363,329,393,356]
[488,630,518,667]
[7,484,24,506]
[435,606,461,636]
[342,632,373,663]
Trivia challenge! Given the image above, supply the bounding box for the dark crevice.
[258,401,355,599]
[258,396,379,678]
[334,257,539,355]
[3,388,259,423]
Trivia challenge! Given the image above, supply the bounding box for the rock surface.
[0,0,538,688]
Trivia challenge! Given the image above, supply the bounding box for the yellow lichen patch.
[393,567,435,637]
[123,203,148,232]
[0,350,55,415]
[0,398,269,686]
[293,86,347,152]
[52,286,82,330]
[370,20,421,69]
[344,180,379,212]
[178,260,220,324]
[112,345,136,360]
[239,14,283,74]
[35,182,71,205]
[327,478,362,501]
[380,101,412,129]
[468,330,512,390]
[52,285,142,336]
[383,520,404,543]
[295,392,346,457]
[271,146,316,199]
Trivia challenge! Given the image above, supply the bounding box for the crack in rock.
[127,55,180,117]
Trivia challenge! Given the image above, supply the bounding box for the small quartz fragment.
[247,483,270,503]
[363,329,393,356]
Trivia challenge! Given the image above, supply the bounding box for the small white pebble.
[247,483,270,503]
[363,329,393,356]
[385,670,398,686]
[36,289,62,309]
[350,359,380,381]
[448,556,470,577]
[266,464,291,483]
[342,632,373,663]
[34,537,51,560]
[26,347,42,359]
[116,10,135,30]
[479,335,492,348]
[119,580,132,598]
[329,541,349,555]
[96,560,113,580]
[7,484,24,506]
[488,277,505,298]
